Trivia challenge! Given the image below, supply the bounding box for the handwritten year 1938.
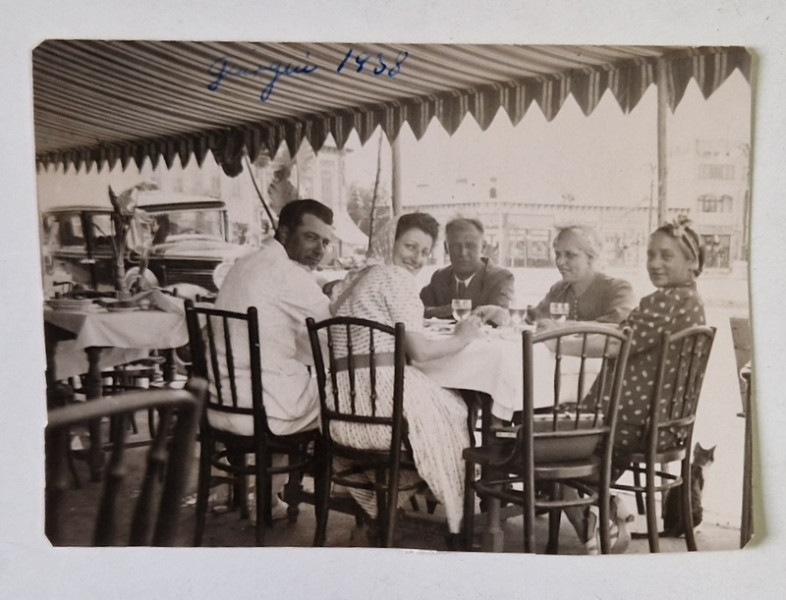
[206,49,409,103]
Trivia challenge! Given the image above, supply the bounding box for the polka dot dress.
[606,284,706,457]
[330,264,470,533]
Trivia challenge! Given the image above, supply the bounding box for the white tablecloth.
[415,328,601,421]
[44,308,189,379]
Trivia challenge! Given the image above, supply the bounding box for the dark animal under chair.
[660,442,715,537]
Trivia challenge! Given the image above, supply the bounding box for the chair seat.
[209,425,320,456]
[464,444,600,480]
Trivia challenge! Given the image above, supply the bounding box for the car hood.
[150,236,254,261]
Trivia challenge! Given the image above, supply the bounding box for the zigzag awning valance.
[33,42,751,174]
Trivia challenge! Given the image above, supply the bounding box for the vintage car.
[41,192,253,298]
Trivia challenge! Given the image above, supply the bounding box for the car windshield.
[149,209,225,244]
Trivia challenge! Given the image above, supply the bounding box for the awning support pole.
[392,135,402,217]
[656,57,669,227]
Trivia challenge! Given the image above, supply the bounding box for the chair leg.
[255,454,268,547]
[193,439,211,546]
[234,453,249,520]
[633,467,645,515]
[681,458,698,552]
[483,491,504,552]
[545,483,561,554]
[283,449,304,524]
[373,466,388,548]
[385,467,400,549]
[645,465,660,553]
[598,485,610,555]
[312,447,331,547]
[462,459,476,551]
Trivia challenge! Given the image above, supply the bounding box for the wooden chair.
[45,378,207,546]
[306,316,420,548]
[612,325,716,552]
[463,324,632,553]
[186,301,324,546]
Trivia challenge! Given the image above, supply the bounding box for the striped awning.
[33,42,751,174]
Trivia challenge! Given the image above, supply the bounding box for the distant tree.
[347,182,391,237]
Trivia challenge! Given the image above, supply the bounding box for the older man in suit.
[420,217,515,323]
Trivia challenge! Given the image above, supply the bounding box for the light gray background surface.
[1,1,783,597]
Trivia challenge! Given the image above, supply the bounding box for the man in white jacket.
[213,199,334,518]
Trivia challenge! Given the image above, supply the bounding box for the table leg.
[482,493,505,552]
[162,348,177,383]
[84,346,105,481]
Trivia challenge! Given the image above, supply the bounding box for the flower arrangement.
[107,183,156,300]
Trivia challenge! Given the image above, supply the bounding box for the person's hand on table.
[472,305,510,327]
[535,318,561,333]
[454,314,483,343]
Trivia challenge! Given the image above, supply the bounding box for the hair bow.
[662,215,700,263]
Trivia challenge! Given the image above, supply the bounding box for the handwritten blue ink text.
[206,49,409,103]
[207,53,319,102]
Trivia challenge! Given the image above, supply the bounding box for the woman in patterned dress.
[542,216,707,553]
[529,224,636,324]
[328,213,483,540]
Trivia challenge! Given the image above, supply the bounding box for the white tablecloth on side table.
[44,308,189,380]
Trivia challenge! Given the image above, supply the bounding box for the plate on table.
[424,318,455,335]
[106,305,140,313]
[46,298,98,311]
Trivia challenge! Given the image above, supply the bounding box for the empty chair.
[463,324,632,553]
[186,301,324,546]
[612,325,716,552]
[45,378,207,546]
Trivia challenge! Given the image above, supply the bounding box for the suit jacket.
[420,258,515,319]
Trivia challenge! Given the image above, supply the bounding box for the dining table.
[415,319,603,551]
[416,320,600,421]
[43,296,189,480]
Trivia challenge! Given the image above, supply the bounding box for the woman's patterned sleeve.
[384,266,425,333]
[625,288,704,356]
[625,291,671,355]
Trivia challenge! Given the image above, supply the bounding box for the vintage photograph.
[35,41,752,554]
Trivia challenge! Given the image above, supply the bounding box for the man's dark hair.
[276,199,333,236]
[445,217,484,237]
[395,212,440,245]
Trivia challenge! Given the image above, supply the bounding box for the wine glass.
[549,302,570,323]
[508,306,527,331]
[451,299,472,322]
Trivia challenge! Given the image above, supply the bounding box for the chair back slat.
[523,324,633,466]
[306,316,406,448]
[647,325,716,457]
[222,314,239,408]
[185,301,267,427]
[368,327,377,418]
[203,315,224,406]
[46,379,207,546]
[94,414,131,545]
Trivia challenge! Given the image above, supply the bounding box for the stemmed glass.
[451,299,472,322]
[508,306,527,332]
[549,302,570,323]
